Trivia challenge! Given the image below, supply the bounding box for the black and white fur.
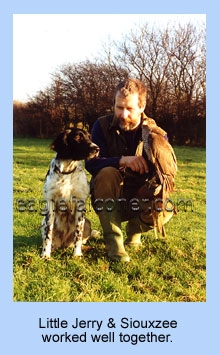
[41,128,99,259]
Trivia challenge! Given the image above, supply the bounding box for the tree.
[43,61,129,131]
[109,21,206,144]
[13,20,206,146]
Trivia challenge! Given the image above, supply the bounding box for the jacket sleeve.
[85,119,121,176]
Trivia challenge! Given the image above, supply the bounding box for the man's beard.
[118,117,141,131]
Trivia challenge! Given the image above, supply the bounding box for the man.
[86,78,169,262]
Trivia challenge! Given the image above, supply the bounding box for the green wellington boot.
[98,211,130,262]
[125,218,142,248]
[125,217,152,248]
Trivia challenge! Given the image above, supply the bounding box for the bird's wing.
[142,120,177,237]
[149,132,177,192]
[142,122,177,194]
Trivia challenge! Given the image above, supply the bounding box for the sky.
[13,13,205,102]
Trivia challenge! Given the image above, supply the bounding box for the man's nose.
[121,108,129,118]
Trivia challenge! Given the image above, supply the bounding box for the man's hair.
[114,78,147,108]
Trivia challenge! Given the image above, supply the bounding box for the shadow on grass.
[13,232,105,261]
[13,234,42,251]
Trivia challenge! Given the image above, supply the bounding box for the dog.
[41,128,99,259]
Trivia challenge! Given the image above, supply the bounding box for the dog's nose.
[91,142,100,152]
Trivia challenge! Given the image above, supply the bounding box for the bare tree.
[14,20,205,145]
[165,22,206,120]
[113,24,174,119]
[108,20,206,144]
[48,61,129,130]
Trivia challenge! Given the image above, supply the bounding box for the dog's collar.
[54,164,77,175]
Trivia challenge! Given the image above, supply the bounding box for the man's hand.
[119,156,149,174]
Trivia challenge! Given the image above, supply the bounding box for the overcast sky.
[13,13,205,102]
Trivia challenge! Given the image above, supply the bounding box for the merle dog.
[41,128,99,259]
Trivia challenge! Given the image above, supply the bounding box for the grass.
[13,138,206,302]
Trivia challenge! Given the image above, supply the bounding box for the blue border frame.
[1,1,217,354]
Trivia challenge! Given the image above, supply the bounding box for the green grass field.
[13,138,206,302]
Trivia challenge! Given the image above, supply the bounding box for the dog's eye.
[74,134,82,142]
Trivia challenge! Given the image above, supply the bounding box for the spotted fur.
[41,128,99,259]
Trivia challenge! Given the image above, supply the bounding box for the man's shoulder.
[97,114,114,123]
[97,114,115,130]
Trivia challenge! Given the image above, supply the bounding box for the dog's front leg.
[41,212,54,259]
[73,211,86,257]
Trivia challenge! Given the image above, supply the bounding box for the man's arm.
[85,119,149,176]
[85,119,121,176]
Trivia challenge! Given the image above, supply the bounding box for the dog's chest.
[44,160,90,200]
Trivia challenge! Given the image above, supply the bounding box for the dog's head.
[50,128,99,160]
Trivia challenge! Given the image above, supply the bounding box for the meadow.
[13,138,206,302]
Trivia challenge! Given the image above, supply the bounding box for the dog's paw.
[73,246,83,258]
[73,254,83,259]
[41,251,51,260]
[73,252,83,259]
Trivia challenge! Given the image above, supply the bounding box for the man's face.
[114,92,145,131]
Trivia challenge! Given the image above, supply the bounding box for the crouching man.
[85,78,175,262]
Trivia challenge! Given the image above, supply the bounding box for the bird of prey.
[141,118,177,237]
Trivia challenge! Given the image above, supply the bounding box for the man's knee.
[95,167,122,184]
[93,167,123,197]
[91,166,123,204]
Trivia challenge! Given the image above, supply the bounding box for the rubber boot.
[125,217,152,248]
[92,167,130,262]
[125,218,142,248]
[98,210,130,262]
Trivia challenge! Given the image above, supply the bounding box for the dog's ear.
[50,134,63,152]
[50,130,71,152]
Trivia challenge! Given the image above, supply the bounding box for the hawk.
[141,118,177,237]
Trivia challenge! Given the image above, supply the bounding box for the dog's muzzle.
[88,143,100,159]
